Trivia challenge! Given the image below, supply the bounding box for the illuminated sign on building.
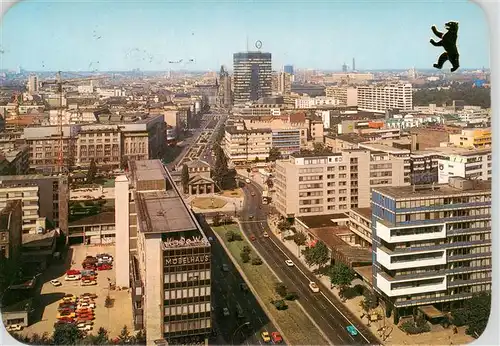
[163,236,209,248]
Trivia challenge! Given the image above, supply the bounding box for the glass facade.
[233,52,272,104]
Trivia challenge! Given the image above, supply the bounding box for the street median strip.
[212,225,329,346]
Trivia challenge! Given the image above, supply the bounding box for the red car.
[81,275,96,281]
[57,316,75,323]
[97,263,112,270]
[250,235,256,241]
[66,269,81,276]
[77,314,94,321]
[271,332,283,344]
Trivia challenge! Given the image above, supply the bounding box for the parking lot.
[21,244,133,339]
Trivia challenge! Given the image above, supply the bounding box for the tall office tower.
[371,177,491,324]
[352,58,356,72]
[233,51,272,104]
[278,72,292,95]
[284,65,294,75]
[115,160,212,345]
[218,65,232,107]
[342,63,348,73]
[357,83,413,113]
[27,75,39,94]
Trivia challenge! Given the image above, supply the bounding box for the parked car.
[57,311,76,319]
[50,279,62,287]
[81,280,97,286]
[261,331,271,343]
[222,307,230,316]
[80,293,98,299]
[76,314,94,321]
[81,275,97,281]
[97,263,112,271]
[66,269,81,276]
[250,235,256,241]
[65,274,81,281]
[77,324,93,332]
[271,332,283,344]
[221,264,229,272]
[77,302,95,309]
[263,232,269,238]
[61,296,77,303]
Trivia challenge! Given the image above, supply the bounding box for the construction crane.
[41,71,107,172]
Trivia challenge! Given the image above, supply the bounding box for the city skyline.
[0,0,490,71]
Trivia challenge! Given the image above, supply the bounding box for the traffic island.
[212,225,329,346]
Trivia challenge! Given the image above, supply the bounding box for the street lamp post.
[232,321,250,345]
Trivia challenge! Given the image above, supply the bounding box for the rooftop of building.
[297,213,349,229]
[350,207,372,221]
[225,126,273,135]
[430,146,491,156]
[374,177,491,199]
[358,142,410,154]
[69,211,115,227]
[0,174,64,182]
[130,160,168,183]
[136,190,197,234]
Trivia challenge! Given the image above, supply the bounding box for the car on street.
[221,264,229,272]
[64,274,81,281]
[78,324,93,332]
[251,192,255,196]
[57,311,76,319]
[261,331,271,343]
[97,263,112,271]
[222,307,230,316]
[248,215,254,220]
[6,324,23,332]
[309,281,320,293]
[285,259,294,267]
[271,332,283,343]
[346,325,359,336]
[240,283,248,291]
[78,302,95,309]
[245,178,251,184]
[263,232,269,237]
[81,279,97,286]
[66,269,81,276]
[250,235,256,241]
[50,279,62,287]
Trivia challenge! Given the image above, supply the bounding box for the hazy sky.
[0,0,490,71]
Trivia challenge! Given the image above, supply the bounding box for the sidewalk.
[267,219,475,345]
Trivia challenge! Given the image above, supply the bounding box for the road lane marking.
[267,236,371,344]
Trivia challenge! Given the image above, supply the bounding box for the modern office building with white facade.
[371,177,491,324]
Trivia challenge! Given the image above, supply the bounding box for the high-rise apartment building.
[278,72,292,99]
[357,83,413,113]
[274,149,407,218]
[217,65,232,107]
[115,160,212,345]
[27,75,39,94]
[0,174,69,235]
[284,65,294,75]
[325,86,358,107]
[371,177,491,324]
[233,52,272,104]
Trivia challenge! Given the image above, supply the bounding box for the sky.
[0,0,491,72]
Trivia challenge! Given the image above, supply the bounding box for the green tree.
[212,213,222,227]
[181,164,190,193]
[277,220,291,233]
[240,251,250,263]
[52,322,85,345]
[117,325,131,344]
[213,145,229,190]
[293,232,307,257]
[328,263,356,286]
[452,292,491,338]
[92,327,110,345]
[86,158,98,183]
[132,330,146,345]
[274,282,288,297]
[242,245,251,254]
[313,241,330,268]
[29,332,52,345]
[361,290,378,312]
[268,147,282,161]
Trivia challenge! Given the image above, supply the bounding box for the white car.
[64,275,81,281]
[6,324,23,332]
[77,302,95,309]
[50,279,62,287]
[78,325,93,332]
[309,281,320,293]
[245,178,251,184]
[222,307,230,316]
[221,264,229,272]
[285,260,294,267]
[263,232,269,238]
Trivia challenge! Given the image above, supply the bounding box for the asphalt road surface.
[239,182,380,345]
[202,222,282,345]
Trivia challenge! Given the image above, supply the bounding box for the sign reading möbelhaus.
[165,254,210,266]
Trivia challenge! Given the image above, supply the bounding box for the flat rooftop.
[131,160,168,182]
[350,207,372,221]
[136,190,197,234]
[297,213,349,229]
[374,180,491,199]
